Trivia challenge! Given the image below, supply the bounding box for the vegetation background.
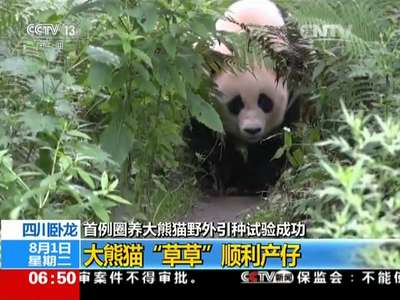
[0,0,399,265]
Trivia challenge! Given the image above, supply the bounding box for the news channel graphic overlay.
[1,220,400,270]
[0,220,80,300]
[0,220,399,296]
[80,239,370,270]
[25,23,81,50]
[1,220,80,269]
[78,269,400,290]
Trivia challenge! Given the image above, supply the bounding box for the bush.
[310,103,400,238]
[0,0,229,221]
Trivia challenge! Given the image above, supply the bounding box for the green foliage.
[277,0,400,112]
[188,91,224,133]
[309,103,400,238]
[226,2,400,269]
[265,0,400,266]
[0,0,224,221]
[1,1,400,272]
[360,244,400,269]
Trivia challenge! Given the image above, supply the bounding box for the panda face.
[211,0,288,143]
[215,66,288,143]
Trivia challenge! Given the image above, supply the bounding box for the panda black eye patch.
[227,95,244,115]
[258,93,274,113]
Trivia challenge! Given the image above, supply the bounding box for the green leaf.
[77,168,95,189]
[191,16,212,38]
[153,177,167,193]
[170,70,186,98]
[128,3,159,32]
[59,155,72,172]
[86,46,120,67]
[106,194,131,205]
[189,92,224,133]
[109,179,118,191]
[162,35,176,58]
[67,130,91,140]
[101,171,108,191]
[76,143,111,164]
[100,117,135,165]
[0,149,10,160]
[312,61,325,81]
[284,130,292,148]
[132,48,152,68]
[102,1,121,18]
[43,47,59,63]
[0,127,11,146]
[28,74,64,99]
[0,57,41,76]
[68,0,100,15]
[88,62,112,88]
[9,206,23,219]
[292,149,305,166]
[132,62,150,81]
[271,146,285,161]
[36,149,52,174]
[307,128,321,143]
[55,100,75,117]
[286,152,298,168]
[153,56,171,85]
[40,173,62,190]
[0,41,10,57]
[169,23,178,37]
[90,199,110,222]
[177,56,197,88]
[19,109,60,136]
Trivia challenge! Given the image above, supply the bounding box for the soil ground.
[180,195,263,222]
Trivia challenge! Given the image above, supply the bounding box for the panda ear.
[275,3,290,21]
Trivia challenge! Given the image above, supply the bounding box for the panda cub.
[186,0,299,195]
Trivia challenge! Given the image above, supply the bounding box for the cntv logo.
[241,270,294,284]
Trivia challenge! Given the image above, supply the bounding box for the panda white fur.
[213,0,289,144]
[185,0,298,194]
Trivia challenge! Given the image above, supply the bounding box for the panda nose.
[244,127,261,135]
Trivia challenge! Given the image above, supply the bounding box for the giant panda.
[185,0,300,195]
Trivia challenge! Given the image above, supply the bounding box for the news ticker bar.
[0,269,399,299]
[1,220,400,270]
